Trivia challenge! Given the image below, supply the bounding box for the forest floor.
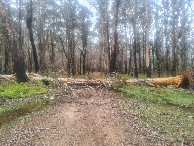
[0,84,170,146]
[0,77,193,145]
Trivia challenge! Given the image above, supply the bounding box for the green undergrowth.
[113,82,194,144]
[0,80,48,101]
[121,99,194,144]
[0,80,49,130]
[114,83,194,108]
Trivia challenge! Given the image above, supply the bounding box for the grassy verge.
[0,80,47,101]
[113,82,194,144]
[113,82,194,108]
[0,97,49,133]
[0,80,48,130]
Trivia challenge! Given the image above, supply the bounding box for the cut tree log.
[1,73,192,89]
[145,74,192,88]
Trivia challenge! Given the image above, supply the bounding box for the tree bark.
[26,0,39,73]
[146,0,151,78]
[133,0,138,78]
[171,0,177,77]
[38,0,46,72]
[110,0,120,73]
[180,0,186,71]
[124,22,128,74]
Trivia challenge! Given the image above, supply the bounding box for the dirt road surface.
[0,86,166,145]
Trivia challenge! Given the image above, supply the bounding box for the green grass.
[114,83,194,144]
[0,80,49,130]
[115,84,194,108]
[0,80,47,101]
[121,99,194,144]
[0,97,48,115]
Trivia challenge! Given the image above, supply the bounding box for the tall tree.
[0,0,28,82]
[26,0,39,73]
[110,0,120,73]
[171,0,177,77]
[80,6,90,75]
[99,0,110,75]
[145,0,151,78]
[38,0,46,72]
[132,0,138,78]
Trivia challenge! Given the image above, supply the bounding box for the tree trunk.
[165,23,169,74]
[123,9,128,74]
[133,0,138,78]
[110,0,120,73]
[133,22,138,78]
[171,0,177,77]
[50,35,55,70]
[155,35,161,78]
[38,0,46,72]
[99,0,110,75]
[4,40,9,74]
[129,37,132,75]
[146,0,151,78]
[27,47,32,73]
[152,45,155,72]
[143,29,146,74]
[26,0,39,73]
[83,49,86,75]
[138,34,142,74]
[180,0,186,71]
[79,53,82,75]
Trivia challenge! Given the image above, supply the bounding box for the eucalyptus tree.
[26,0,39,73]
[0,0,28,82]
[145,0,151,78]
[110,0,120,73]
[79,6,91,75]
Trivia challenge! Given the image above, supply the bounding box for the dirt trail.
[0,86,166,146]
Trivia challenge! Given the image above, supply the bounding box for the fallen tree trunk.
[1,73,192,89]
[145,74,192,88]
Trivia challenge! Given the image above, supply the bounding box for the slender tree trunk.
[133,23,138,78]
[38,0,46,72]
[26,0,39,73]
[171,0,177,77]
[110,0,120,73]
[50,35,55,70]
[4,41,9,74]
[129,37,132,75]
[82,50,86,75]
[152,45,155,72]
[138,34,142,74]
[181,0,186,71]
[165,24,169,74]
[146,0,151,78]
[143,29,146,74]
[27,47,32,73]
[105,0,110,63]
[155,35,161,77]
[99,0,110,75]
[123,6,128,74]
[79,53,82,75]
[132,0,138,78]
